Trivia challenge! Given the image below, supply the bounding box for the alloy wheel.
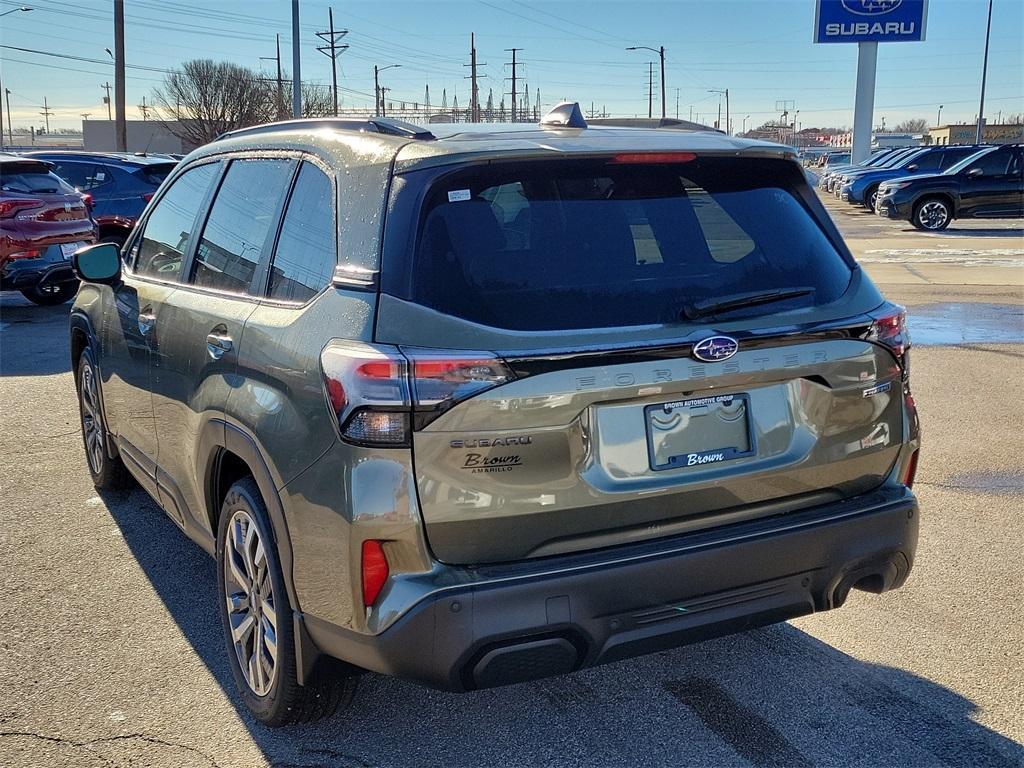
[79,361,105,474]
[918,201,949,230]
[224,510,279,697]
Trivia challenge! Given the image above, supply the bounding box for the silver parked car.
[69,105,921,725]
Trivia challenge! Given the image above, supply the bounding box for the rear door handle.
[137,306,156,335]
[206,332,233,360]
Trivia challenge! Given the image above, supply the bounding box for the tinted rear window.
[135,162,176,186]
[390,156,852,331]
[1,163,75,194]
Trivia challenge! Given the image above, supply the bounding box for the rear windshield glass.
[1,164,75,194]
[393,156,852,331]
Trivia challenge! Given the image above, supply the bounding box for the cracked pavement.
[1,207,1022,767]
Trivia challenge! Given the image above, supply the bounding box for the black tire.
[912,197,952,231]
[77,348,130,490]
[21,281,78,306]
[863,184,880,211]
[216,477,357,726]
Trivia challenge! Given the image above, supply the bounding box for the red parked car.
[1,154,97,305]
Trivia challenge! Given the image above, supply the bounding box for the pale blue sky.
[0,0,1021,131]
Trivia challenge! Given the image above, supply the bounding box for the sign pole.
[851,41,877,164]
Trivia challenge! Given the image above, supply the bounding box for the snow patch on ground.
[859,248,1024,266]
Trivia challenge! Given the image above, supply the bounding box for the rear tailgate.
[378,153,905,564]
[401,329,903,563]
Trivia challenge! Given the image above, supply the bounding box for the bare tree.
[300,82,335,118]
[894,118,929,133]
[153,59,275,146]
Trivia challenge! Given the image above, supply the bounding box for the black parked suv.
[876,144,1024,230]
[26,152,177,245]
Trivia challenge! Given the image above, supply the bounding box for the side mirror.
[71,242,122,286]
[905,164,918,172]
[966,167,984,178]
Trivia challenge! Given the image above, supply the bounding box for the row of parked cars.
[1,151,177,303]
[817,144,1024,230]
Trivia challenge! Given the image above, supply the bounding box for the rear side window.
[53,162,113,190]
[969,148,1013,177]
[266,162,336,303]
[135,162,220,280]
[135,163,176,187]
[392,156,852,331]
[910,152,943,172]
[938,148,976,170]
[191,158,295,295]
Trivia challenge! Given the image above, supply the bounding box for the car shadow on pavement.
[100,487,1024,768]
[0,292,73,377]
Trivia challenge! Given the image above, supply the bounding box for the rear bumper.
[0,247,77,291]
[303,485,918,691]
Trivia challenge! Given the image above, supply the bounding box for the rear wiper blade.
[683,287,815,321]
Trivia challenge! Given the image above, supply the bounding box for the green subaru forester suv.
[69,104,920,725]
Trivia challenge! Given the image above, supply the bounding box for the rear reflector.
[609,152,697,164]
[361,540,389,607]
[901,449,919,488]
[7,249,42,261]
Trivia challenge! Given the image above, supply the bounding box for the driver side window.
[134,161,220,280]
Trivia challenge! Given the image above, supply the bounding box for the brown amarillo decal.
[462,453,523,473]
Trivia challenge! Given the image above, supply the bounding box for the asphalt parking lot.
[1,200,1022,767]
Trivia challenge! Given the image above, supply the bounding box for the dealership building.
[928,123,1024,146]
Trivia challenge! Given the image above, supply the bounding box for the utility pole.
[113,0,127,151]
[675,88,680,119]
[647,62,653,119]
[138,96,149,120]
[102,82,112,120]
[316,7,349,117]
[5,88,13,146]
[505,48,522,122]
[291,0,302,117]
[275,35,284,120]
[0,72,4,150]
[374,64,400,117]
[39,97,52,134]
[466,33,480,123]
[976,0,993,144]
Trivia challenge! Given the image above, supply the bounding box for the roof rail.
[215,117,436,143]
[539,101,587,129]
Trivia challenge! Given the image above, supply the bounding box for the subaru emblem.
[692,336,739,363]
[840,0,902,16]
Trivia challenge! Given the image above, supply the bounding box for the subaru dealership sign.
[815,0,928,44]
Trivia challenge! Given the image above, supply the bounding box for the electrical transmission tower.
[504,48,523,122]
[316,7,349,116]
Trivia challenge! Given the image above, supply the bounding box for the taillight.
[320,342,514,446]
[82,193,94,211]
[901,449,919,488]
[868,306,910,377]
[361,539,389,607]
[0,198,45,218]
[320,342,411,446]
[6,249,42,261]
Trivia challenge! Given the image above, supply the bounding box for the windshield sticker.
[447,189,471,202]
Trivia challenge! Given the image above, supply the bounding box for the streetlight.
[374,64,400,117]
[0,6,33,150]
[0,6,33,18]
[626,45,666,119]
[936,104,943,127]
[707,88,729,134]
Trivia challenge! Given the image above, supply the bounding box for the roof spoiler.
[214,117,436,142]
[539,102,587,129]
